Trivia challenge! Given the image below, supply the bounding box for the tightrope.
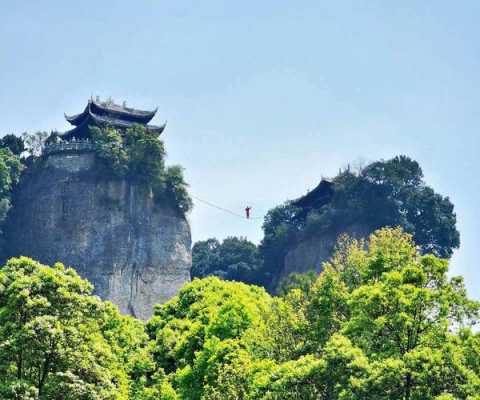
[191,194,264,220]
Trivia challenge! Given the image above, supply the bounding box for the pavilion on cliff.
[61,97,166,141]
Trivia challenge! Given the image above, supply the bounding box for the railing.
[43,141,96,156]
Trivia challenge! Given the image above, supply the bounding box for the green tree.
[0,148,23,260]
[123,124,166,184]
[0,134,25,156]
[157,165,193,213]
[91,124,192,213]
[145,277,271,400]
[134,229,480,399]
[0,257,129,399]
[192,237,263,284]
[91,126,129,176]
[297,228,480,399]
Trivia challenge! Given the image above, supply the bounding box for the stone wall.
[6,152,191,319]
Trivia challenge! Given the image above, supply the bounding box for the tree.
[0,134,25,156]
[0,229,474,399]
[191,237,263,284]
[91,126,129,176]
[0,257,129,399]
[123,124,166,184]
[0,148,24,229]
[91,125,192,213]
[155,165,193,213]
[296,228,480,399]
[145,277,271,400]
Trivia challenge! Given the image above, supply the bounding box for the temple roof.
[291,179,334,210]
[61,99,166,140]
[65,99,157,126]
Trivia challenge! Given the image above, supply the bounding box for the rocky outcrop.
[278,223,370,288]
[6,151,191,319]
[282,234,336,278]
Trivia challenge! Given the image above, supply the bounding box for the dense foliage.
[0,147,23,222]
[259,155,460,288]
[91,125,192,213]
[2,229,476,399]
[161,228,479,399]
[191,237,263,284]
[0,141,24,257]
[0,134,25,156]
[0,257,145,399]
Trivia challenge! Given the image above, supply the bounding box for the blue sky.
[1,1,479,297]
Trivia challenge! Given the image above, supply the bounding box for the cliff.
[5,150,191,319]
[266,179,373,290]
[271,155,460,289]
[279,223,370,286]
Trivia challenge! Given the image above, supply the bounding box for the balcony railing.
[43,141,96,156]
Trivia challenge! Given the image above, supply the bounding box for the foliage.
[0,229,479,399]
[294,228,480,399]
[0,257,133,399]
[277,270,317,297]
[0,147,23,219]
[145,228,480,400]
[0,144,24,259]
[0,147,24,248]
[329,156,459,258]
[144,277,271,400]
[91,126,129,176]
[91,125,192,213]
[0,134,25,156]
[191,237,263,284]
[259,155,460,290]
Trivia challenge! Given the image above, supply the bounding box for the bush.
[192,237,263,284]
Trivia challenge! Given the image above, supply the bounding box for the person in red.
[245,206,252,219]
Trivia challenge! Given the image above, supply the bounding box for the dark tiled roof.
[65,99,157,126]
[291,179,334,209]
[61,99,166,140]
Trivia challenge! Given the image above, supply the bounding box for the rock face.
[282,234,336,279]
[278,223,370,288]
[6,151,191,319]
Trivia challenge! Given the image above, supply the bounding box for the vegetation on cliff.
[0,147,23,222]
[193,155,460,289]
[91,125,192,213]
[1,228,479,399]
[0,126,192,219]
[0,137,25,247]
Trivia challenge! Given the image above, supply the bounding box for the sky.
[1,1,479,297]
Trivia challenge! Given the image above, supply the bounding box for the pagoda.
[62,97,166,141]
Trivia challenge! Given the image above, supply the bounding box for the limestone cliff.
[280,223,370,286]
[269,179,372,290]
[6,151,191,319]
